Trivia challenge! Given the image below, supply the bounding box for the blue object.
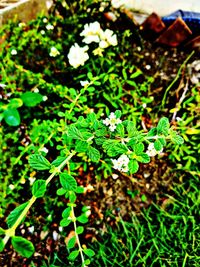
[162,10,200,35]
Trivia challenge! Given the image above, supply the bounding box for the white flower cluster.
[103,112,122,131]
[67,43,89,68]
[111,154,129,172]
[68,21,118,68]
[146,143,163,157]
[80,21,118,48]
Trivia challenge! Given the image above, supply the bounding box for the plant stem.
[3,150,76,246]
[71,206,86,267]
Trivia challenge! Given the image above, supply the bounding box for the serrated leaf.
[128,160,139,174]
[21,92,43,107]
[32,179,46,198]
[28,154,51,170]
[134,142,145,154]
[56,188,66,196]
[68,126,83,140]
[7,202,28,228]
[52,156,66,167]
[0,238,5,252]
[157,117,170,136]
[68,250,79,261]
[75,141,88,153]
[87,146,100,162]
[127,121,137,138]
[116,124,124,137]
[62,207,71,218]
[59,173,77,192]
[76,226,84,234]
[154,140,163,151]
[170,132,184,145]
[3,108,20,126]
[67,236,76,249]
[77,214,88,224]
[11,236,35,258]
[136,153,150,163]
[83,248,95,257]
[107,143,128,157]
[95,127,107,137]
[60,218,71,227]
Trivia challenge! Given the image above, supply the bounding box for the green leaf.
[84,259,91,265]
[107,143,128,157]
[60,173,77,192]
[154,140,163,151]
[68,250,79,261]
[67,236,76,249]
[75,186,84,194]
[21,92,43,107]
[116,124,124,137]
[28,154,51,170]
[0,238,5,252]
[136,153,150,163]
[83,248,95,257]
[62,207,71,218]
[157,117,170,136]
[8,98,23,109]
[69,191,77,203]
[147,127,157,137]
[60,218,71,227]
[127,121,137,138]
[52,156,66,167]
[87,146,100,162]
[159,137,166,146]
[32,179,46,198]
[11,236,35,258]
[3,108,20,126]
[114,110,121,119]
[128,160,139,174]
[170,131,184,144]
[134,143,145,154]
[77,214,88,224]
[68,126,83,140]
[7,202,29,228]
[56,188,66,196]
[75,141,88,153]
[76,226,84,234]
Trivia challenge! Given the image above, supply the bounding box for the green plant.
[0,109,183,265]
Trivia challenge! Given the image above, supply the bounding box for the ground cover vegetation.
[0,0,199,266]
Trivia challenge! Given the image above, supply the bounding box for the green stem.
[3,150,76,246]
[71,206,86,267]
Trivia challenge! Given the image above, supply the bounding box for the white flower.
[43,96,48,101]
[80,80,90,87]
[112,173,119,179]
[29,177,36,185]
[146,142,162,157]
[0,83,6,88]
[100,29,118,46]
[43,18,48,23]
[68,43,89,68]
[46,24,54,30]
[111,154,129,172]
[11,49,17,55]
[49,47,60,57]
[103,112,122,132]
[40,30,45,35]
[33,88,39,93]
[93,47,104,57]
[18,22,26,27]
[111,0,126,9]
[80,21,101,44]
